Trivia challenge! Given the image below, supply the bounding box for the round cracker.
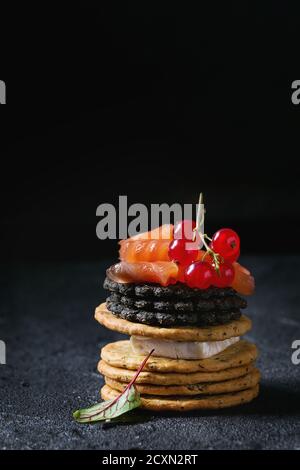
[101,384,260,411]
[101,339,258,373]
[105,368,260,396]
[95,303,252,341]
[98,360,254,385]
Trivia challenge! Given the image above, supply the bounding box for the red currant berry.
[224,248,240,264]
[174,219,197,241]
[177,265,186,283]
[184,261,214,289]
[212,262,235,288]
[210,228,240,262]
[168,239,198,266]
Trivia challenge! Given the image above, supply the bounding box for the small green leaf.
[73,349,154,424]
[73,386,141,423]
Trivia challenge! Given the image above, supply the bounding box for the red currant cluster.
[168,220,240,289]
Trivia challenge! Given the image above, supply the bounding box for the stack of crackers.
[95,279,260,411]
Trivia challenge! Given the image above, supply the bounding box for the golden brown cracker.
[98,359,255,385]
[95,303,252,341]
[101,339,258,373]
[104,368,260,396]
[100,384,260,410]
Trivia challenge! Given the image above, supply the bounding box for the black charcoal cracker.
[103,277,239,300]
[106,299,242,327]
[107,292,246,313]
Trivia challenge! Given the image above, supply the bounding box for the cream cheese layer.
[130,335,240,360]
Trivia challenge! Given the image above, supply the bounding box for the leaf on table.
[73,385,140,423]
[73,349,154,423]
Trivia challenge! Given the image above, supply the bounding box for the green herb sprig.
[73,349,154,423]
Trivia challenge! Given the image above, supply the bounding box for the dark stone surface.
[0,256,300,450]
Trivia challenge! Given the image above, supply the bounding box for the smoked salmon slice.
[114,223,255,294]
[119,239,171,262]
[107,261,179,286]
[129,224,174,241]
[119,224,174,262]
[231,262,255,295]
[107,259,254,293]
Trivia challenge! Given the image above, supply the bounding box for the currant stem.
[194,192,221,273]
[204,234,212,242]
[193,193,204,242]
[199,232,210,252]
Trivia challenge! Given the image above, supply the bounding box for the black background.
[1,4,300,456]
[1,3,300,262]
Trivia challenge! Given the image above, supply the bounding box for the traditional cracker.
[101,384,260,411]
[105,368,260,396]
[95,303,252,341]
[101,339,258,373]
[98,360,254,385]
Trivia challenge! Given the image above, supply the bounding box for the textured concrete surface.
[0,256,300,450]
